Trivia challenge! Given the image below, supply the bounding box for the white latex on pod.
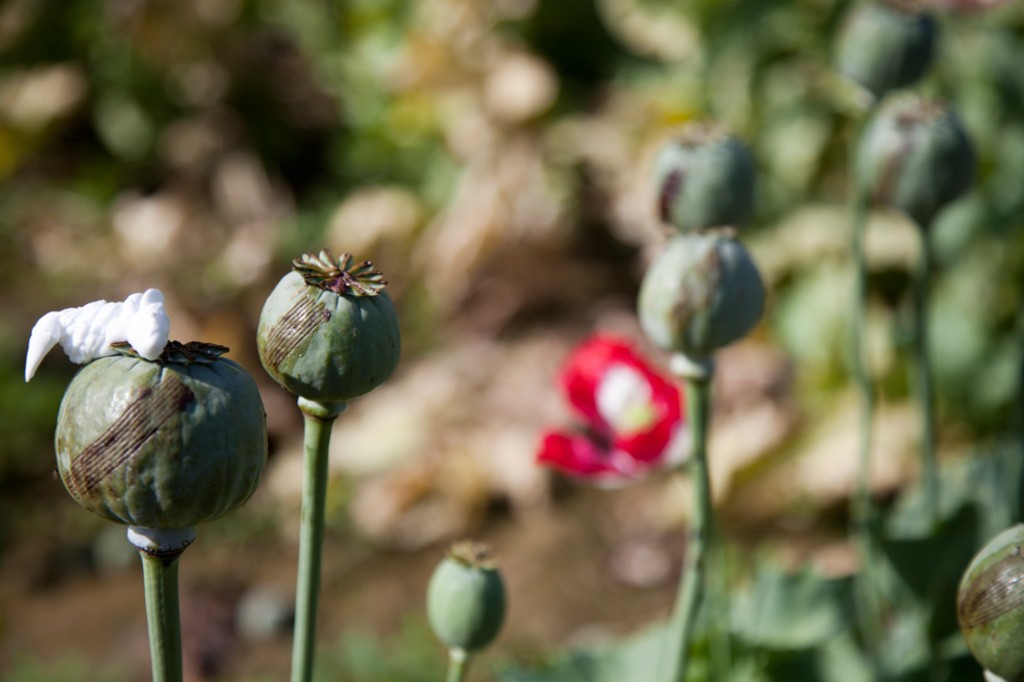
[25,289,170,381]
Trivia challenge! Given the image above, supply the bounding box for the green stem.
[445,648,471,682]
[912,221,939,528]
[662,360,714,682]
[848,98,880,531]
[291,398,347,682]
[850,181,875,536]
[1015,308,1024,516]
[141,554,183,682]
[128,527,194,682]
[849,173,886,656]
[847,102,888,667]
[707,532,732,679]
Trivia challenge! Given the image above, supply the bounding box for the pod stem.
[912,221,940,529]
[141,554,184,682]
[662,361,714,682]
[850,173,875,532]
[291,398,348,682]
[445,648,472,682]
[849,170,887,654]
[847,102,890,667]
[128,526,196,682]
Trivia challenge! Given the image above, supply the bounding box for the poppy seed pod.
[427,541,506,654]
[857,96,974,226]
[638,232,765,361]
[653,124,756,233]
[958,524,1024,682]
[836,0,937,99]
[257,250,401,405]
[55,341,268,530]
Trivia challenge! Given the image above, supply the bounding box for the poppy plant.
[537,335,689,485]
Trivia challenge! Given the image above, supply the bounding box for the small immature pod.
[637,232,765,361]
[857,95,974,226]
[652,123,756,233]
[836,0,937,100]
[55,341,268,529]
[427,541,506,654]
[958,524,1024,682]
[257,250,401,405]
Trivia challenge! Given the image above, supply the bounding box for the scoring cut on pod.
[958,524,1024,682]
[257,250,401,406]
[652,123,756,233]
[857,95,974,226]
[638,232,765,361]
[55,341,268,530]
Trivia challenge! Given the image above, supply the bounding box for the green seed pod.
[427,541,506,654]
[653,123,756,233]
[55,341,268,530]
[857,96,974,226]
[638,232,765,360]
[958,524,1024,682]
[257,250,401,405]
[836,0,937,100]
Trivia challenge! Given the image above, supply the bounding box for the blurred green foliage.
[312,620,444,682]
[4,655,127,682]
[501,441,1024,681]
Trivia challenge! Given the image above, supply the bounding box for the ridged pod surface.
[652,124,756,233]
[858,96,974,225]
[55,342,267,529]
[257,251,401,405]
[638,232,765,360]
[958,524,1024,682]
[837,0,937,99]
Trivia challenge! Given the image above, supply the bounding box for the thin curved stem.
[662,370,713,682]
[291,398,347,682]
[912,222,939,528]
[140,552,184,682]
[445,648,471,682]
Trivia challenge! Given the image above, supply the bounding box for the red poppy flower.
[537,335,689,485]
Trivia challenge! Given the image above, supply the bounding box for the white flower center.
[596,363,657,436]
